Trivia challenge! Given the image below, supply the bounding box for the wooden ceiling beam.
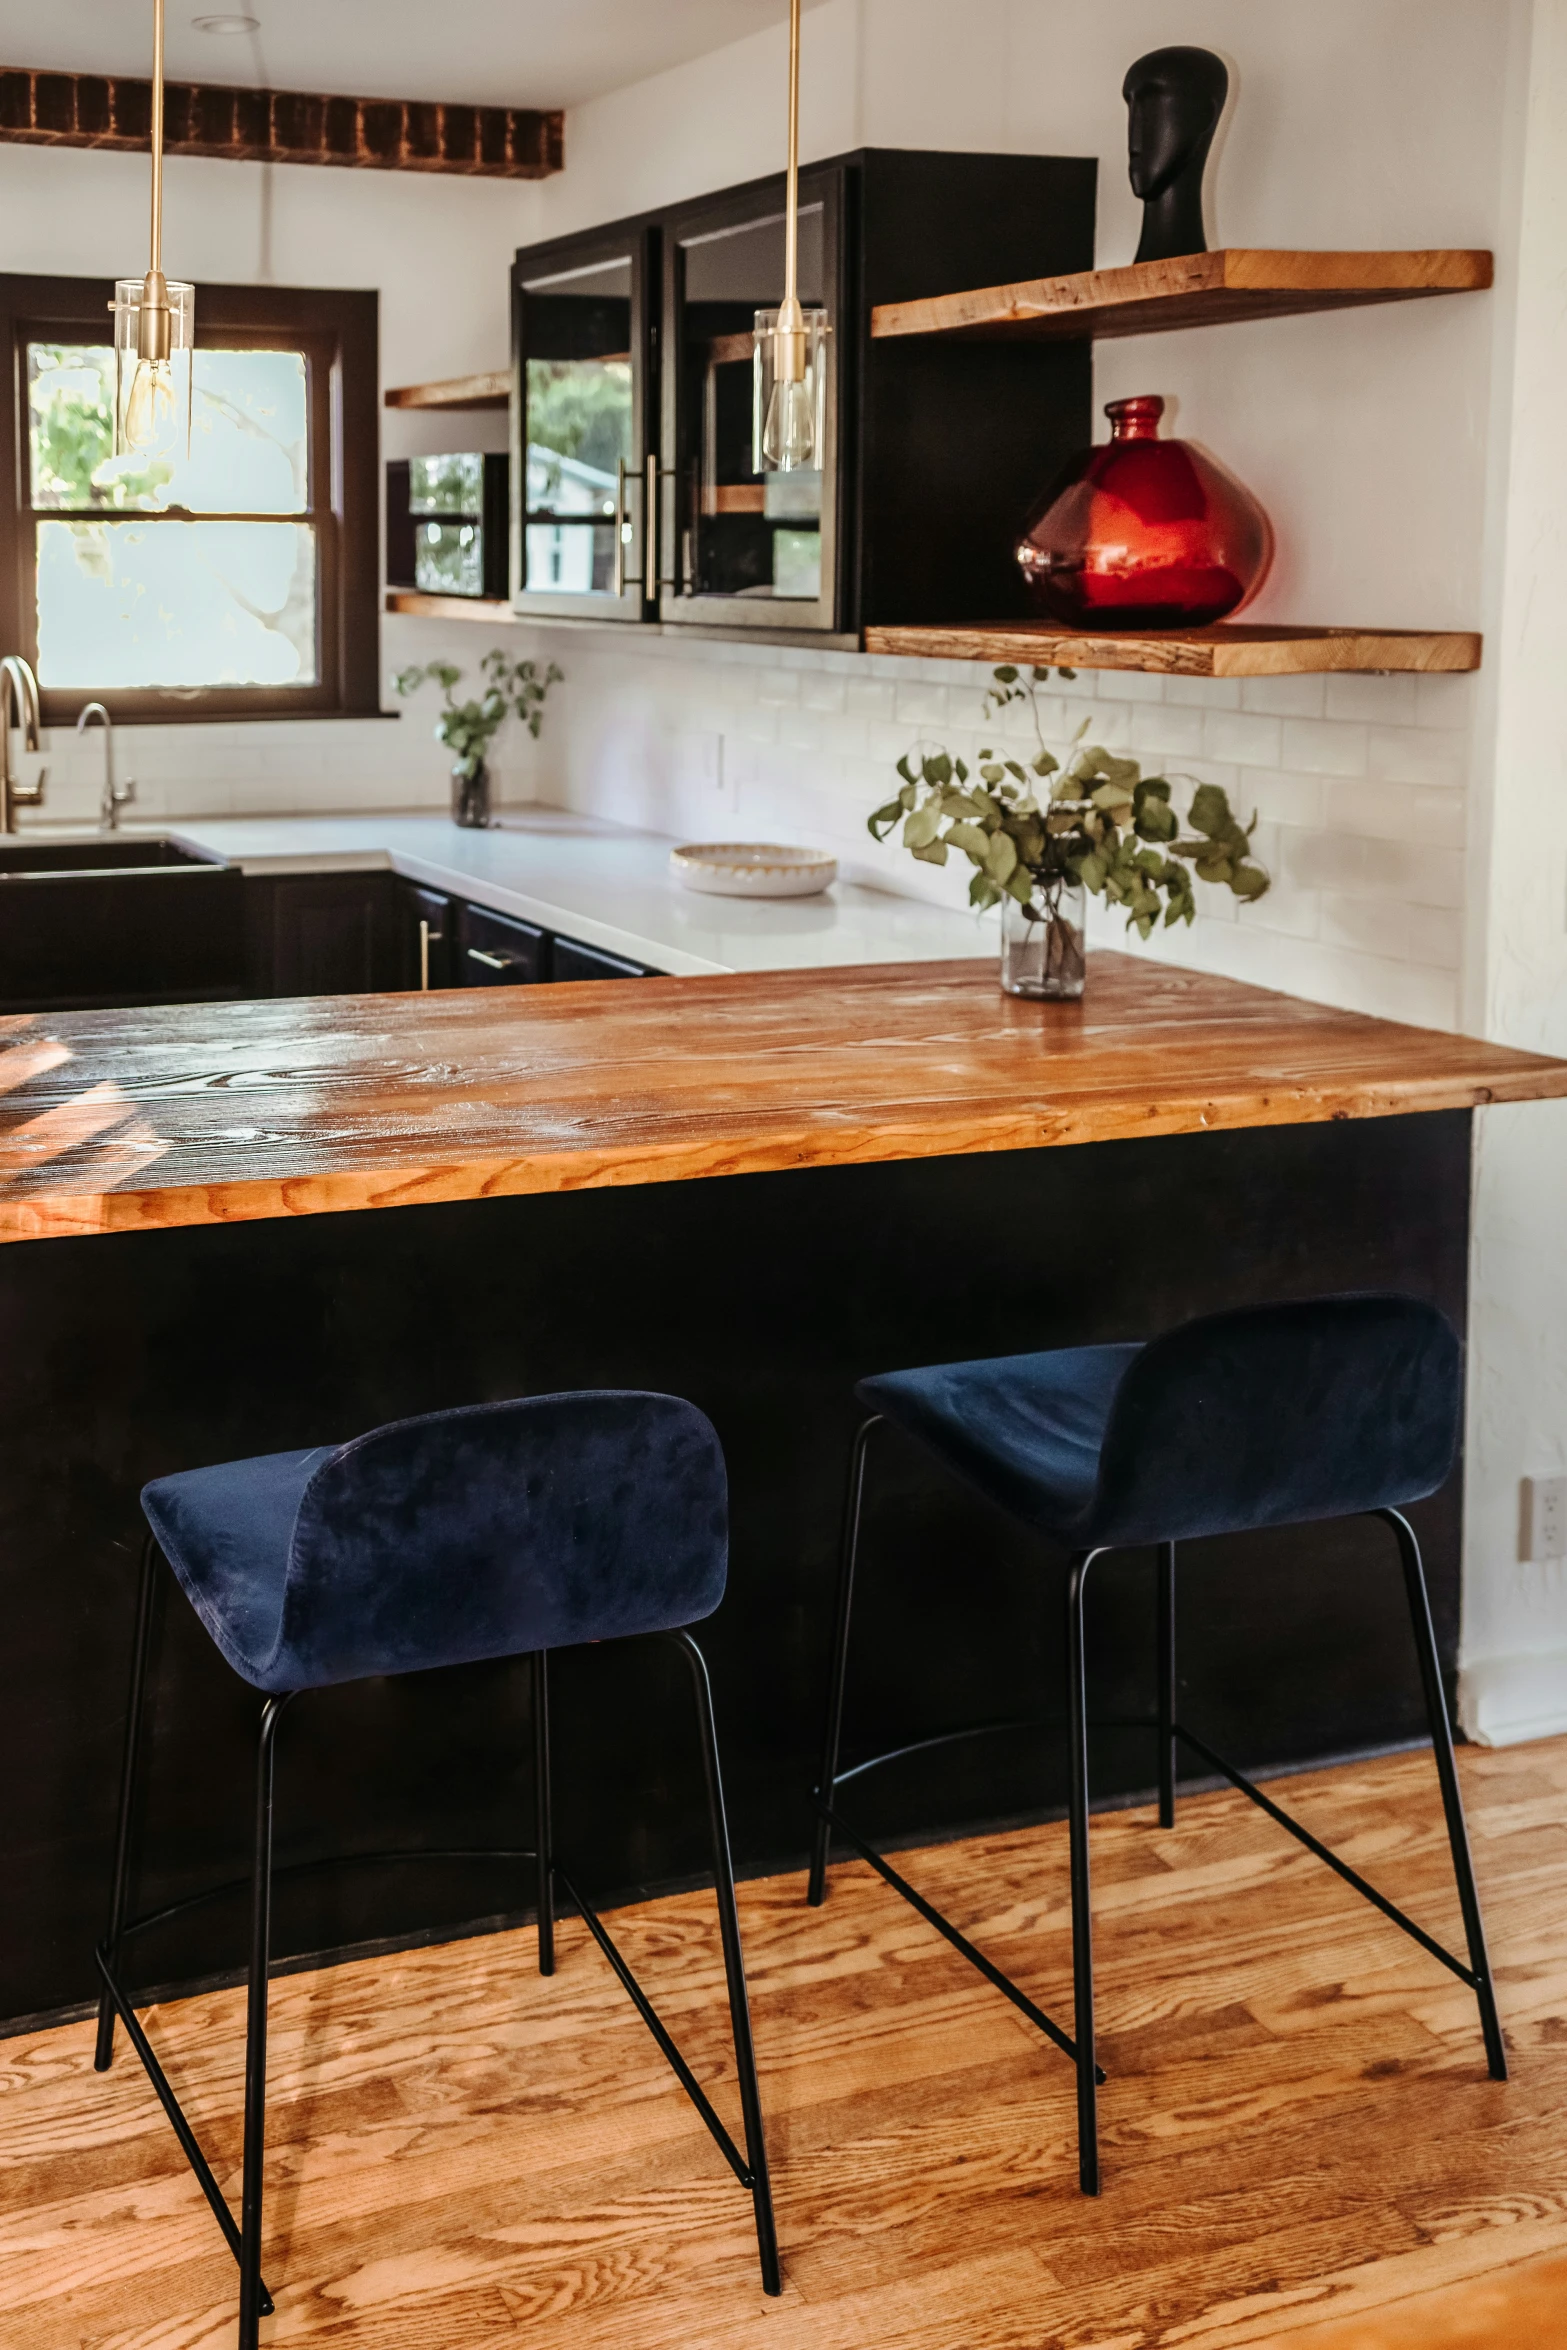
[0,65,562,179]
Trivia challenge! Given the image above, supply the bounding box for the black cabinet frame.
[509,222,659,626]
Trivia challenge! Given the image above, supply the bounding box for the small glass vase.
[452,757,491,830]
[1000,886,1086,1000]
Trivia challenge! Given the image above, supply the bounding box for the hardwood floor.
[4,1740,1566,2348]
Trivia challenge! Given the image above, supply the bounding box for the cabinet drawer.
[457,900,548,986]
[551,934,654,983]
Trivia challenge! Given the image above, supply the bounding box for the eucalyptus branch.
[394,649,564,781]
[869,664,1269,939]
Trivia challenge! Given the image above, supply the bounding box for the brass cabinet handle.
[419,918,430,992]
[467,947,516,972]
[611,457,630,597]
[645,452,660,601]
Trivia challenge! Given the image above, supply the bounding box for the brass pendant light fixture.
[754,0,827,474]
[113,0,195,459]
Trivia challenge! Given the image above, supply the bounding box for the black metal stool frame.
[808,1416,1507,2197]
[96,1536,781,2347]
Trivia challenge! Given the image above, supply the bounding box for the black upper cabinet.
[512,148,1096,639]
[510,224,657,624]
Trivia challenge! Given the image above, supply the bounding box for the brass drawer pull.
[467,947,517,973]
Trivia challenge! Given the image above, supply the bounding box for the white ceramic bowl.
[670,842,838,899]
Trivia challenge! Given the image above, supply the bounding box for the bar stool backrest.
[1090,1294,1461,1549]
[272,1389,728,1689]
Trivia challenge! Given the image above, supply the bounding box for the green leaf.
[896,753,915,784]
[902,804,943,849]
[1004,866,1035,906]
[924,752,953,786]
[986,830,1019,883]
[867,798,904,840]
[910,837,949,865]
[946,821,991,862]
[968,873,1002,909]
[992,665,1019,684]
[1230,861,1271,900]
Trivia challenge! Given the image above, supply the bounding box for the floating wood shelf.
[385,591,514,622]
[384,371,509,412]
[871,249,1494,344]
[863,622,1483,678]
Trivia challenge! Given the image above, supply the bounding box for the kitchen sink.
[0,836,220,875]
[0,837,244,1009]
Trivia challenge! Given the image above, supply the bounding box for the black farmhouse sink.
[0,837,245,1010]
[0,836,217,875]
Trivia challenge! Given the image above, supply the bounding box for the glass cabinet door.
[662,168,842,634]
[511,230,652,621]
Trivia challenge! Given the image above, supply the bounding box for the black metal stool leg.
[1157,1540,1176,1831]
[1066,1548,1111,2196]
[675,1632,782,2298]
[808,1416,879,1907]
[533,1649,555,1977]
[238,1695,290,2350]
[1379,1507,1508,2081]
[95,1532,159,2073]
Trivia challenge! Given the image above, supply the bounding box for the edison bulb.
[763,374,816,472]
[123,356,181,455]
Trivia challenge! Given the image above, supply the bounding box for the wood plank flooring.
[4,1740,1566,2348]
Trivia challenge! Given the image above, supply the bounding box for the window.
[0,278,378,722]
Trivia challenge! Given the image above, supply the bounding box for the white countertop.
[154,808,994,979]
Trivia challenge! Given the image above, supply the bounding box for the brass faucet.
[77,702,135,832]
[0,656,47,833]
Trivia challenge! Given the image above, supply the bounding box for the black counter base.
[1,1112,1470,2028]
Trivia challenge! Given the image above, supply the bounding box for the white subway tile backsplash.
[1281,717,1370,777]
[1240,674,1327,719]
[1367,724,1466,788]
[1324,673,1420,725]
[1202,709,1283,769]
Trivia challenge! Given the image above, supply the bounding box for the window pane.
[410,453,483,515]
[28,343,308,515]
[415,519,484,596]
[37,519,317,687]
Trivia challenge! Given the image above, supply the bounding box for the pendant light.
[114,0,194,460]
[754,0,827,474]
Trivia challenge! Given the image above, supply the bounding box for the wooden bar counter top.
[1,953,1563,1245]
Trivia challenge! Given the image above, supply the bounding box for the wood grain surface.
[383,373,510,411]
[3,1740,1564,2348]
[0,955,1561,1244]
[870,247,1495,342]
[863,622,1485,677]
[0,67,563,180]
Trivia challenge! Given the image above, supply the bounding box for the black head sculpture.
[1123,46,1230,266]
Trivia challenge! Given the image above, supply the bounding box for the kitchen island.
[4,955,1564,2032]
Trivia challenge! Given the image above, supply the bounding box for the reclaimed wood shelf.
[384,371,509,412]
[385,590,514,622]
[871,248,1494,343]
[863,621,1483,679]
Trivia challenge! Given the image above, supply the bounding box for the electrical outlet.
[1520,1474,1567,1562]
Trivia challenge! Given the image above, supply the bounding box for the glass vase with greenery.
[869,664,1270,999]
[394,650,564,830]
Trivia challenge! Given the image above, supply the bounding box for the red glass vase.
[1016,394,1274,630]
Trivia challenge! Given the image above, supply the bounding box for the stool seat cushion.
[143,1391,728,1695]
[858,1295,1460,1551]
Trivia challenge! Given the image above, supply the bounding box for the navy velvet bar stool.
[94,1390,780,2345]
[808,1295,1506,2196]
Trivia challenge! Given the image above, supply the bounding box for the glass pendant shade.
[753,306,829,473]
[114,276,195,461]
[1016,394,1274,630]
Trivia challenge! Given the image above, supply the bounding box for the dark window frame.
[0,275,380,725]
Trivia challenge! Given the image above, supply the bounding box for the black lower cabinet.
[0,867,247,1011]
[400,883,454,991]
[244,872,400,999]
[456,899,548,986]
[551,935,653,982]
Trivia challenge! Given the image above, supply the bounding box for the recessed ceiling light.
[192,12,260,31]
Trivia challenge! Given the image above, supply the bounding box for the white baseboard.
[1458,1648,1567,1747]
